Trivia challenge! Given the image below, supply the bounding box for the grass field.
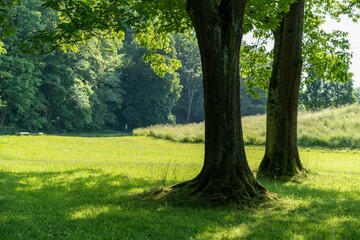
[134,104,360,149]
[0,135,359,239]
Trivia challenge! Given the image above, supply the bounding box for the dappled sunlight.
[16,177,45,191]
[1,168,360,239]
[195,224,250,239]
[326,216,358,228]
[68,205,115,220]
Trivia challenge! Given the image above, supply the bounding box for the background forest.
[0,0,357,134]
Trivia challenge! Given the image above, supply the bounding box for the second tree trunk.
[258,0,305,178]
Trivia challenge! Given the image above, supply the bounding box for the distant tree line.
[0,0,356,134]
[300,78,356,111]
[0,0,267,133]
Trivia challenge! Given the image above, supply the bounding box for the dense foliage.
[241,0,355,94]
[0,1,269,133]
[300,78,356,111]
[118,33,181,130]
[0,0,125,132]
[355,87,360,104]
[0,0,357,135]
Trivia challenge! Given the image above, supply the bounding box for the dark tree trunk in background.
[186,87,195,123]
[175,0,266,203]
[0,112,5,125]
[258,0,305,178]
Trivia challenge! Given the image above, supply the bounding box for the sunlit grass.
[134,104,360,149]
[0,135,359,239]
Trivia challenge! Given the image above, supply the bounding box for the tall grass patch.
[133,123,205,143]
[135,104,360,149]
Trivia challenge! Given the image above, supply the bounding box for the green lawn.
[0,135,359,239]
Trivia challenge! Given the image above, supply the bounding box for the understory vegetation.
[134,104,360,149]
[0,135,359,239]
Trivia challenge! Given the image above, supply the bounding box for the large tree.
[35,0,297,203]
[243,0,354,178]
[258,0,305,178]
[174,0,267,202]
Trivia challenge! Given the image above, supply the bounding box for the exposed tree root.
[141,178,273,208]
[258,160,309,181]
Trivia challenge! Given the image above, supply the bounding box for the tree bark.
[258,0,305,178]
[175,0,266,204]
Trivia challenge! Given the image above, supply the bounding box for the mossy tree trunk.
[176,0,266,203]
[258,0,305,179]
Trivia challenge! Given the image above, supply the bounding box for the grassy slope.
[0,135,359,239]
[134,104,360,149]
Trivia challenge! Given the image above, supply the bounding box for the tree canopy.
[241,0,355,93]
[0,0,19,53]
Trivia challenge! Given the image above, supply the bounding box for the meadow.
[134,104,360,149]
[0,135,359,239]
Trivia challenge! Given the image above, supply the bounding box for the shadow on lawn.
[245,179,360,239]
[0,170,359,239]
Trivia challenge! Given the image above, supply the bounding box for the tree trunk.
[175,0,266,204]
[258,0,305,179]
[0,112,6,125]
[186,87,195,123]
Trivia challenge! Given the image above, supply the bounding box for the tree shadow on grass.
[0,169,214,239]
[0,170,359,239]
[242,179,360,239]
